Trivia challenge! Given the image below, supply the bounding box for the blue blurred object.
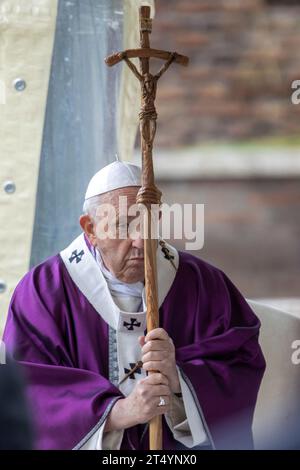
[30,0,124,266]
[0,359,33,450]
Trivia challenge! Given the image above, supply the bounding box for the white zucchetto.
[85,161,142,200]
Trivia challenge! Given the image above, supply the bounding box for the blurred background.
[134,0,300,313]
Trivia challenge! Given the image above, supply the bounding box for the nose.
[131,234,144,250]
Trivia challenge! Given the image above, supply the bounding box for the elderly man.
[3,161,265,450]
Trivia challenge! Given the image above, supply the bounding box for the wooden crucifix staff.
[105,5,189,450]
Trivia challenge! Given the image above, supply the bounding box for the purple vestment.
[3,240,265,450]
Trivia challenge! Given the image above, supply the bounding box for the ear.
[79,215,97,246]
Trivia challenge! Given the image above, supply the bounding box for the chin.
[125,270,144,284]
[126,276,144,284]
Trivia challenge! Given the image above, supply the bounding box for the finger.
[143,372,169,386]
[150,395,170,409]
[142,384,171,399]
[156,405,170,416]
[139,336,146,348]
[142,380,170,395]
[151,385,171,397]
[142,339,171,355]
[145,328,169,343]
[143,360,165,373]
[142,350,168,363]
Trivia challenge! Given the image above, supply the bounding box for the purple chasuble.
[3,237,265,450]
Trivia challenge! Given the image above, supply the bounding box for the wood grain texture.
[105,4,189,450]
[105,48,189,67]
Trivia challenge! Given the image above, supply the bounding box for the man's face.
[80,187,145,284]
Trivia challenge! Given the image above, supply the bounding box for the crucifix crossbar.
[105,5,189,451]
[105,6,189,207]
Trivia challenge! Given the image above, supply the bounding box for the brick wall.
[148,0,300,147]
[133,0,300,300]
[159,177,300,298]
